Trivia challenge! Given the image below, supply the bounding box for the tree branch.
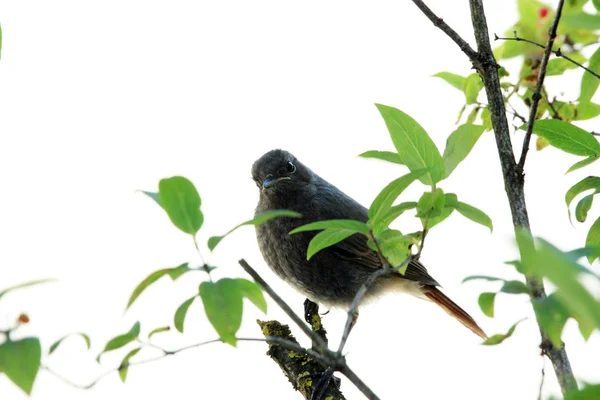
[495,33,600,81]
[410,0,578,394]
[410,0,479,62]
[518,0,566,169]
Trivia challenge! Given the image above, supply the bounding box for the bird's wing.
[332,233,440,286]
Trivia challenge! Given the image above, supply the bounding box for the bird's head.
[251,150,311,198]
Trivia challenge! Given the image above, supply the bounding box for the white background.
[1,0,599,399]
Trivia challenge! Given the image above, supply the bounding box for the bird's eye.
[286,161,296,173]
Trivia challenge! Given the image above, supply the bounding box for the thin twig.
[495,33,600,81]
[43,338,223,389]
[538,357,546,400]
[337,255,413,355]
[238,259,328,352]
[410,0,479,62]
[339,364,380,400]
[518,0,566,169]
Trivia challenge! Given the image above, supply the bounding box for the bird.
[252,149,487,339]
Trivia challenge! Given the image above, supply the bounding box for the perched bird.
[252,149,486,339]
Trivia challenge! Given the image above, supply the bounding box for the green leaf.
[126,268,172,310]
[478,292,496,318]
[481,107,493,131]
[306,229,356,260]
[158,176,203,235]
[482,319,525,346]
[48,333,91,355]
[199,279,243,346]
[417,189,446,227]
[174,296,196,333]
[118,347,141,383]
[0,279,56,301]
[167,263,193,280]
[375,104,445,185]
[0,338,41,395]
[373,202,417,235]
[575,101,600,121]
[208,210,301,251]
[567,155,600,173]
[376,229,413,270]
[464,73,484,104]
[564,12,600,31]
[290,219,369,235]
[594,0,600,12]
[566,176,600,208]
[580,46,600,103]
[587,216,600,263]
[446,197,493,232]
[525,120,600,157]
[141,191,161,206]
[462,275,504,283]
[97,322,141,362]
[359,150,405,165]
[148,326,170,339]
[565,384,600,400]
[432,71,466,91]
[521,239,600,331]
[575,194,594,222]
[546,57,582,77]
[500,280,530,295]
[235,278,267,313]
[368,170,428,225]
[533,294,570,348]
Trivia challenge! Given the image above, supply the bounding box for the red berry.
[539,7,549,18]
[17,314,30,324]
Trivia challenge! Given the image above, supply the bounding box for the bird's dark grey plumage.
[252,149,486,338]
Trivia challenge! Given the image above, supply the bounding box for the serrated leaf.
[148,326,170,340]
[575,194,594,222]
[199,279,243,346]
[0,279,56,301]
[567,155,600,173]
[126,269,172,310]
[306,229,356,260]
[482,319,525,345]
[375,104,445,185]
[290,219,369,235]
[235,278,267,313]
[368,170,427,225]
[49,333,91,355]
[174,296,196,333]
[587,216,600,263]
[478,292,496,318]
[97,322,141,362]
[432,71,466,91]
[208,210,301,251]
[525,120,600,157]
[446,197,493,232]
[118,347,141,383]
[359,150,405,165]
[373,202,417,235]
[464,73,484,104]
[158,176,203,235]
[0,338,41,395]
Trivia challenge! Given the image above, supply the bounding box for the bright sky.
[1,0,599,399]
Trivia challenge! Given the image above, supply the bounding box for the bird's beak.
[262,176,291,189]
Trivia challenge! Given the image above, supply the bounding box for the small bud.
[539,7,549,18]
[17,314,30,324]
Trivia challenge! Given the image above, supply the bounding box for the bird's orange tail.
[422,285,487,339]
